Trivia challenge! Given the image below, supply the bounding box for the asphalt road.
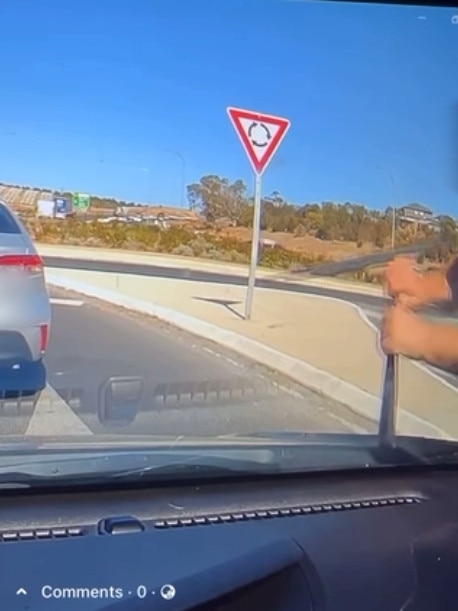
[0,286,376,437]
[44,256,458,388]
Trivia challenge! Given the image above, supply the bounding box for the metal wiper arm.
[379,351,398,448]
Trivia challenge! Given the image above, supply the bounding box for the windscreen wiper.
[290,237,443,277]
[291,239,450,450]
[0,448,279,487]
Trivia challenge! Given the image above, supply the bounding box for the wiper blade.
[108,460,278,481]
[0,434,457,488]
[223,431,458,467]
[291,238,443,277]
[0,448,278,486]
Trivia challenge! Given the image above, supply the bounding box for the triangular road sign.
[227,107,290,175]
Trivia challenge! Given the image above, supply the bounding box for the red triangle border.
[227,107,290,175]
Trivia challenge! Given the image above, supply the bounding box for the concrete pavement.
[45,267,458,439]
[0,287,371,438]
[40,245,458,392]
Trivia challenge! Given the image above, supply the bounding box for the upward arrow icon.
[16,588,27,596]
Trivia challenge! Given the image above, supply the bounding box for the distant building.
[398,203,434,225]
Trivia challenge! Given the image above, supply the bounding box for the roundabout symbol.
[247,122,271,148]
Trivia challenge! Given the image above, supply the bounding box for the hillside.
[0,184,199,222]
[0,184,54,211]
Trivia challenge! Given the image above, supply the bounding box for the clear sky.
[0,0,457,215]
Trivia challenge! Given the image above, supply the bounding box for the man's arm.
[444,257,458,304]
[419,263,454,303]
[418,322,458,373]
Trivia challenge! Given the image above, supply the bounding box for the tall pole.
[376,165,396,248]
[245,173,262,320]
[163,149,186,208]
[389,173,396,248]
[138,167,151,205]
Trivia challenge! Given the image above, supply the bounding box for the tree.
[187,175,248,224]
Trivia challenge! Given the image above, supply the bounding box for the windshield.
[0,0,457,482]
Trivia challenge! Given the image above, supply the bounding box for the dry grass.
[220,227,378,258]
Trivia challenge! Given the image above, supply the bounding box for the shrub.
[24,217,327,270]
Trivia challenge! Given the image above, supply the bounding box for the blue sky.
[0,0,457,214]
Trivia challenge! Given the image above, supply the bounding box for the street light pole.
[376,165,396,249]
[137,167,151,205]
[389,173,396,249]
[163,149,186,208]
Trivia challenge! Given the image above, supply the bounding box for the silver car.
[0,201,51,395]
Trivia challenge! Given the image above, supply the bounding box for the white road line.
[356,305,458,394]
[26,384,93,436]
[49,298,84,306]
[362,306,382,322]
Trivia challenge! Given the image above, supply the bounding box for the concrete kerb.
[37,245,384,297]
[45,270,451,440]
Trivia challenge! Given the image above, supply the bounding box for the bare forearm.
[422,271,451,303]
[420,323,458,372]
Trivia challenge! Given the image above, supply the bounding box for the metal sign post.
[227,107,290,320]
[245,173,262,320]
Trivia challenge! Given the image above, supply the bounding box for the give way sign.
[227,107,290,175]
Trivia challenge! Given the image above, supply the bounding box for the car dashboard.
[1,466,457,610]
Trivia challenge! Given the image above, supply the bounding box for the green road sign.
[72,192,91,210]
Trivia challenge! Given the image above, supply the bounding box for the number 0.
[137,585,147,599]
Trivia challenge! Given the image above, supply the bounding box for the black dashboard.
[2,466,458,610]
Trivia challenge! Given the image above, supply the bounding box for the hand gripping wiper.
[295,238,454,450]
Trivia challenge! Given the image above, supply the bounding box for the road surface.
[0,286,375,437]
[44,256,458,388]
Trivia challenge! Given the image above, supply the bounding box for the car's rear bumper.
[0,292,51,361]
[0,358,46,397]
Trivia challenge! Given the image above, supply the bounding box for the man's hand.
[384,257,426,309]
[381,305,432,360]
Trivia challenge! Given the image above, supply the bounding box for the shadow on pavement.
[193,296,245,320]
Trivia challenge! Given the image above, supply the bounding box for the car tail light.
[39,324,49,353]
[0,254,43,274]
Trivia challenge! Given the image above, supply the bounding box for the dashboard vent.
[0,526,85,543]
[153,496,422,529]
